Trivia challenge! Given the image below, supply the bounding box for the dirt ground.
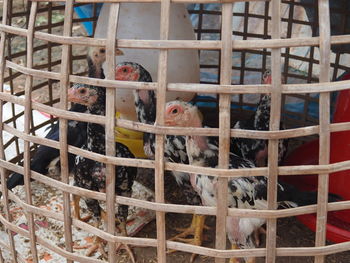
[2,1,350,263]
[133,170,350,263]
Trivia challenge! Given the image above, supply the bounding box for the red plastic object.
[282,72,350,243]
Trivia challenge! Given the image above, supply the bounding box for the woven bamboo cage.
[0,0,350,262]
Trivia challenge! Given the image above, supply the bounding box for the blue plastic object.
[74,4,103,36]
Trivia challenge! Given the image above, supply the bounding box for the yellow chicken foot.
[73,195,92,222]
[168,214,207,262]
[229,244,240,263]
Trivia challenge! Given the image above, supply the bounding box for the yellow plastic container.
[115,113,147,158]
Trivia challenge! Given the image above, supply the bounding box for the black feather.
[6,103,87,190]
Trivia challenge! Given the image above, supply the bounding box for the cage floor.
[1,169,350,262]
[0,178,155,263]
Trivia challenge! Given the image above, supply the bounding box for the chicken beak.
[164,118,173,126]
[67,87,76,101]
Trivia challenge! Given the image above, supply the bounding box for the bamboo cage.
[0,0,350,263]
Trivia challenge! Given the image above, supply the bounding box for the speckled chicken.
[164,100,339,263]
[114,62,206,260]
[115,62,201,207]
[231,70,288,167]
[4,48,118,196]
[68,49,136,261]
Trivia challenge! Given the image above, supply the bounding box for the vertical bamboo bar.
[156,0,171,261]
[0,0,18,260]
[59,0,74,261]
[215,3,233,263]
[47,3,54,109]
[105,3,120,262]
[265,0,282,262]
[7,0,21,162]
[315,1,331,263]
[23,3,39,263]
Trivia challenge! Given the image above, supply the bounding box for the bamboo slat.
[58,0,74,260]
[265,0,282,262]
[1,166,350,221]
[23,3,39,262]
[154,0,171,260]
[1,24,350,50]
[0,0,18,260]
[215,3,232,263]
[5,56,350,95]
[0,0,350,262]
[105,3,119,262]
[315,1,331,263]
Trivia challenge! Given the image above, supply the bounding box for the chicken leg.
[229,244,240,263]
[73,195,92,222]
[168,214,208,262]
[101,210,136,263]
[74,210,135,262]
[229,243,256,263]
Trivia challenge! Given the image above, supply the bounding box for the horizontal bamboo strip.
[3,118,350,178]
[0,92,105,125]
[5,58,350,95]
[226,200,350,218]
[0,160,106,201]
[117,118,350,140]
[2,165,350,221]
[0,214,118,263]
[167,239,350,258]
[3,188,350,258]
[166,159,350,178]
[1,24,349,51]
[6,60,60,80]
[168,79,350,94]
[3,120,350,178]
[116,35,350,50]
[168,83,270,94]
[4,188,158,246]
[282,80,350,94]
[70,75,157,90]
[0,240,26,263]
[2,125,155,169]
[3,195,348,261]
[1,197,349,261]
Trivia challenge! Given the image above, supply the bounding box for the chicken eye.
[122,67,128,73]
[79,89,86,94]
[171,108,178,114]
